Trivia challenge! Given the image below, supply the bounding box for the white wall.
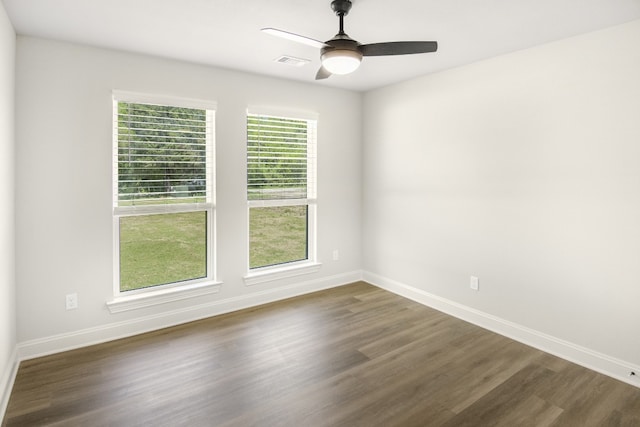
[363,20,640,378]
[15,37,362,355]
[0,0,16,415]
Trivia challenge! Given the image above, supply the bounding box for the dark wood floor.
[3,282,640,426]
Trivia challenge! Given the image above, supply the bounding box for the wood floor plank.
[440,364,561,427]
[3,281,640,426]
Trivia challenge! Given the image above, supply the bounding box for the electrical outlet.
[470,276,479,291]
[332,249,339,261]
[66,293,78,310]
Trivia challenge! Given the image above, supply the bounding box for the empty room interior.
[1,0,640,425]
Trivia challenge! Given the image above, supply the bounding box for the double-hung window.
[112,92,216,298]
[246,109,318,280]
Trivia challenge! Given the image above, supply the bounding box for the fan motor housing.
[321,37,361,56]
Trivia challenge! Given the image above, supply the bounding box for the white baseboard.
[18,271,363,361]
[0,346,19,422]
[363,271,640,389]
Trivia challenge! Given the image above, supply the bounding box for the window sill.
[243,261,322,287]
[106,280,223,314]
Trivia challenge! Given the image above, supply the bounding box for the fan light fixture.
[321,49,362,75]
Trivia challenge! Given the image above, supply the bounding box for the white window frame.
[108,91,221,313]
[244,107,321,286]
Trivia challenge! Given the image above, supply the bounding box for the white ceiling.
[4,0,640,92]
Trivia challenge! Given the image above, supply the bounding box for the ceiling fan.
[262,0,438,80]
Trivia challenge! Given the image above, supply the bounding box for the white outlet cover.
[470,276,479,291]
[66,293,78,310]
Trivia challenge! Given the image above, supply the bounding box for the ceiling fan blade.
[360,41,438,56]
[261,28,327,49]
[315,66,332,80]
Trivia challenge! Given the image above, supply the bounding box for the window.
[247,110,318,274]
[113,92,215,295]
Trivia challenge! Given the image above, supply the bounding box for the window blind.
[247,114,317,200]
[116,101,212,207]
